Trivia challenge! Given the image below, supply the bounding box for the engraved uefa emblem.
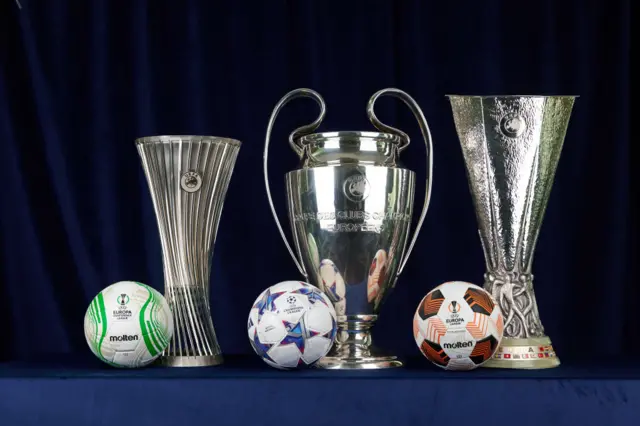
[499,113,526,138]
[342,173,370,202]
[180,171,202,193]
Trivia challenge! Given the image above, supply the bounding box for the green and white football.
[84,281,174,368]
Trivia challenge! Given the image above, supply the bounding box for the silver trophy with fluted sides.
[264,88,434,369]
[137,135,241,367]
[447,95,577,369]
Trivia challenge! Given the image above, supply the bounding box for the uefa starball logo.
[180,171,203,193]
[343,173,370,202]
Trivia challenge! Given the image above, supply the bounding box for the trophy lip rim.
[297,131,405,144]
[134,135,242,146]
[445,94,580,99]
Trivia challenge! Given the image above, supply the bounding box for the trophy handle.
[263,88,327,279]
[367,88,434,276]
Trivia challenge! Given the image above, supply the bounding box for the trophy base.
[316,349,402,370]
[482,336,560,369]
[316,319,402,369]
[158,354,224,368]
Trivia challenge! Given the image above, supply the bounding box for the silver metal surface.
[448,95,577,369]
[264,88,434,369]
[137,135,241,367]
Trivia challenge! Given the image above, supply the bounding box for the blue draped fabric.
[0,0,632,366]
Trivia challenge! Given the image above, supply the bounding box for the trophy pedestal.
[483,336,560,369]
[158,354,224,368]
[316,320,402,369]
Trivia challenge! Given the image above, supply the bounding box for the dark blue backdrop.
[0,0,632,362]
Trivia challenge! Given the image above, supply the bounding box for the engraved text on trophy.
[293,211,411,232]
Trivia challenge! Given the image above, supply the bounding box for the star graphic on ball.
[253,288,286,320]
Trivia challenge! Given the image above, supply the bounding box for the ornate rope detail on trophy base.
[485,272,544,339]
[316,316,403,369]
[483,272,559,369]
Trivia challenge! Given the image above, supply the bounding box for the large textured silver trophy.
[448,96,577,369]
[136,135,241,367]
[264,88,434,369]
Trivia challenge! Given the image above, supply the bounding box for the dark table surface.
[2,354,639,380]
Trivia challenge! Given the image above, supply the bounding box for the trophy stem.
[316,316,402,369]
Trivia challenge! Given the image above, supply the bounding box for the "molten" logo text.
[443,341,473,349]
[110,335,139,342]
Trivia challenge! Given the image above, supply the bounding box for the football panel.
[84,302,102,359]
[262,356,288,370]
[270,281,305,294]
[469,335,499,365]
[466,312,490,340]
[440,329,476,360]
[106,321,143,352]
[150,289,174,344]
[418,289,445,320]
[300,335,332,364]
[135,334,164,367]
[248,307,259,324]
[303,304,334,335]
[437,282,469,300]
[137,285,169,357]
[445,358,478,371]
[421,316,447,346]
[147,291,173,353]
[420,340,450,368]
[85,292,114,363]
[247,320,256,340]
[267,343,302,368]
[464,287,495,315]
[250,328,272,357]
[112,350,139,368]
[256,312,287,344]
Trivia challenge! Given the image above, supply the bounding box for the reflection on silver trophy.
[448,95,577,369]
[264,88,434,369]
[137,135,241,367]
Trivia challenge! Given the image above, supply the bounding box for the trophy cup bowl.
[137,135,241,367]
[264,88,434,369]
[447,95,577,369]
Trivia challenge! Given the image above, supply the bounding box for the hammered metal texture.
[448,96,575,339]
[137,136,240,366]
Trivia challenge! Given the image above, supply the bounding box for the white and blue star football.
[247,281,338,369]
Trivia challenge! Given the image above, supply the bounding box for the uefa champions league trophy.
[136,135,241,367]
[447,95,577,369]
[264,88,434,369]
